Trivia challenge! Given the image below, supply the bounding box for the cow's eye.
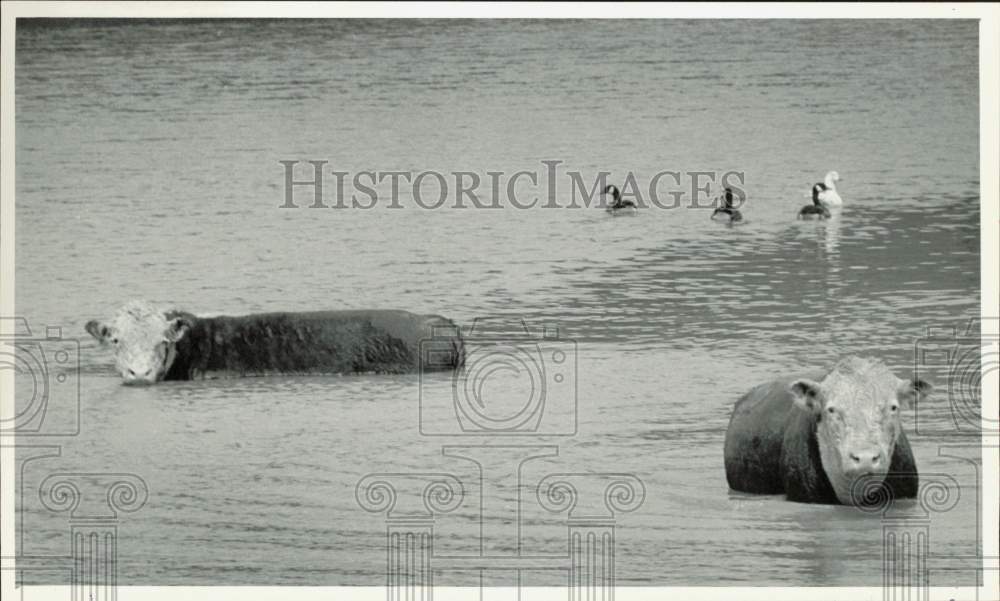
[890,404,898,412]
[111,337,119,345]
[827,406,835,414]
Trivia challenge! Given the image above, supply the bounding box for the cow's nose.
[848,450,882,472]
[123,368,154,385]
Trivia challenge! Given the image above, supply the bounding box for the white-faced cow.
[86,300,464,385]
[724,356,931,505]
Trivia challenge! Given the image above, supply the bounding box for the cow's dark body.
[161,310,463,380]
[723,373,918,505]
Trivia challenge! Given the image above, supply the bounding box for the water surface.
[14,19,982,586]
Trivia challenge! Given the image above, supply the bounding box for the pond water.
[13,18,982,586]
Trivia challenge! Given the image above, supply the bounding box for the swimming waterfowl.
[817,171,842,207]
[711,188,744,223]
[798,183,832,219]
[603,185,637,213]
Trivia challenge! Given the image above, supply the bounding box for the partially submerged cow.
[724,357,930,505]
[86,300,464,385]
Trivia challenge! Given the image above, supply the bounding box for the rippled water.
[13,19,982,586]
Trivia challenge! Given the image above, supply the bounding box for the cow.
[86,300,463,385]
[724,356,931,505]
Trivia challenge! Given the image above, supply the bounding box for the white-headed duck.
[817,171,842,207]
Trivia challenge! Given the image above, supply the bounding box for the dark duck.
[603,185,637,214]
[798,183,833,219]
[711,188,744,223]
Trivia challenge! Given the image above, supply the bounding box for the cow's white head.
[790,356,930,504]
[86,301,191,385]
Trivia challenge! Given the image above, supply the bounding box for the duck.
[711,187,744,223]
[798,183,833,219]
[817,171,842,207]
[603,185,637,214]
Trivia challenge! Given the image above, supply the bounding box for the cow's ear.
[165,317,192,343]
[790,379,824,414]
[897,378,932,409]
[85,320,115,345]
